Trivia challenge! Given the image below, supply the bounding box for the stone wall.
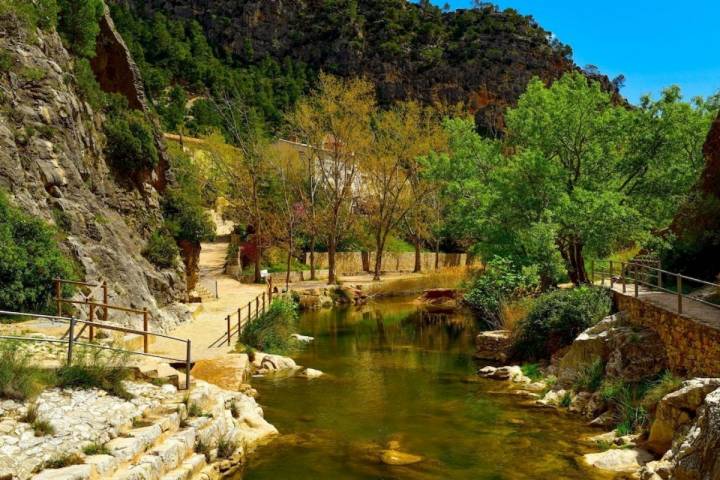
[614,292,720,377]
[306,252,468,274]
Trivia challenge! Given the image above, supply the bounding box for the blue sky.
[431,1,720,104]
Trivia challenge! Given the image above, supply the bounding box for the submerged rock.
[291,333,314,343]
[299,368,324,379]
[380,450,423,466]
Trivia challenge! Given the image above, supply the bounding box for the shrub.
[0,343,56,399]
[74,58,106,109]
[600,379,650,435]
[0,192,77,313]
[105,111,159,172]
[573,358,606,392]
[642,371,683,412]
[56,0,104,58]
[56,348,132,400]
[143,231,179,269]
[162,189,215,245]
[32,419,55,436]
[0,0,58,32]
[82,443,109,456]
[240,298,299,355]
[512,286,611,360]
[464,257,538,328]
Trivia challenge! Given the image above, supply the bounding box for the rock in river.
[380,450,423,466]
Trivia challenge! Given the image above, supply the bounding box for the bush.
[0,0,58,32]
[56,348,132,400]
[57,0,104,58]
[464,257,538,327]
[600,379,650,435]
[105,111,159,172]
[513,286,611,360]
[0,192,77,313]
[240,298,299,355]
[0,343,56,399]
[143,231,179,269]
[162,189,215,244]
[74,58,106,109]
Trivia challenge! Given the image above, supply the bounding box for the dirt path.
[152,241,266,361]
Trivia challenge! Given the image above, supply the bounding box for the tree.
[210,95,275,283]
[365,101,446,280]
[289,74,374,284]
[57,0,104,58]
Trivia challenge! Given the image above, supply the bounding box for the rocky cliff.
[0,10,189,330]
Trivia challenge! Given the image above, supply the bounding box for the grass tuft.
[520,363,543,381]
[217,436,237,459]
[82,442,110,456]
[573,358,606,392]
[56,348,132,400]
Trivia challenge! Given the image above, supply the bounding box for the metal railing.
[0,310,192,389]
[208,283,276,348]
[590,260,720,315]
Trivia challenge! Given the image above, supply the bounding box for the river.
[239,297,611,480]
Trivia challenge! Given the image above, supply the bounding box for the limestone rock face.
[0,14,189,331]
[557,313,668,386]
[647,378,720,455]
[474,330,513,362]
[666,387,720,480]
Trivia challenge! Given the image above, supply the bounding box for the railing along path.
[591,259,720,315]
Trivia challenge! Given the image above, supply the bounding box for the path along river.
[239,297,613,480]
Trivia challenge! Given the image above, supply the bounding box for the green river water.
[239,298,611,480]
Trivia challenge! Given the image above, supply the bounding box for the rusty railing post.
[55,278,62,316]
[67,317,75,365]
[185,339,192,391]
[89,301,95,342]
[677,275,683,314]
[226,315,231,346]
[143,307,149,353]
[102,281,108,321]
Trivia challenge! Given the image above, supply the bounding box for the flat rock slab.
[583,448,653,473]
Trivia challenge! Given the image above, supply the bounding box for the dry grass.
[499,297,535,332]
[367,267,472,297]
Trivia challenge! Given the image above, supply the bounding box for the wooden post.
[67,317,75,365]
[226,315,231,346]
[262,292,266,314]
[268,278,273,302]
[185,339,192,391]
[609,261,614,288]
[88,302,95,342]
[102,281,108,321]
[143,308,149,354]
[215,280,219,299]
[55,278,62,316]
[677,276,683,314]
[634,265,639,298]
[248,302,252,323]
[621,262,626,294]
[237,308,242,339]
[256,296,260,318]
[590,261,595,285]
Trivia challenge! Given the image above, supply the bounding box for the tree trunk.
[286,235,293,291]
[373,235,384,281]
[309,236,316,281]
[560,238,588,285]
[413,237,422,273]
[327,237,337,285]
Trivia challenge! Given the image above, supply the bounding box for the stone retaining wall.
[306,252,468,274]
[614,292,720,377]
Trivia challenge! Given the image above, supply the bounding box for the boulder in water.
[380,450,423,466]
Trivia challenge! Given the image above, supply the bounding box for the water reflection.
[239,297,611,480]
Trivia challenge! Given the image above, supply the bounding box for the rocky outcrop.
[555,313,668,386]
[474,330,513,362]
[646,378,720,455]
[0,13,189,330]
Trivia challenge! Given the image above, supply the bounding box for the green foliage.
[0,343,56,399]
[74,58,106,110]
[642,371,683,411]
[600,380,650,435]
[463,257,538,326]
[82,443,110,456]
[573,358,606,392]
[0,0,58,32]
[142,231,179,269]
[0,52,14,73]
[104,110,159,172]
[560,391,572,408]
[520,363,543,381]
[56,348,132,400]
[0,191,76,313]
[513,287,611,360]
[56,0,104,58]
[240,299,299,355]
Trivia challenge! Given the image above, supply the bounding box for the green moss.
[142,231,179,269]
